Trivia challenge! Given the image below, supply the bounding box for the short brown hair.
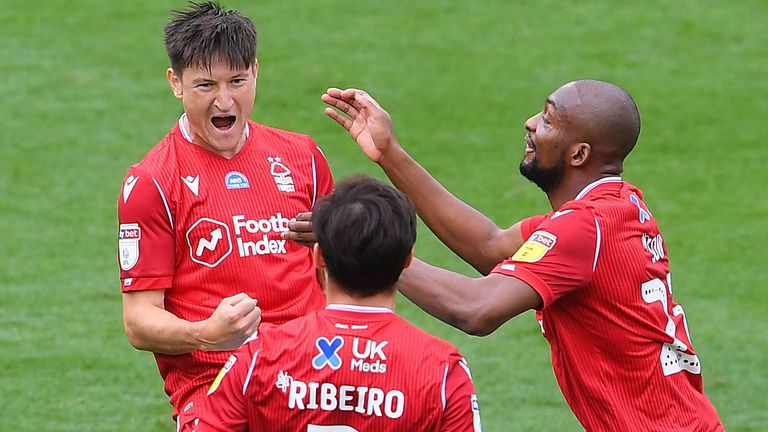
[164,1,257,76]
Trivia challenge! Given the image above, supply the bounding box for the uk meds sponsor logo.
[313,336,344,370]
[351,338,388,374]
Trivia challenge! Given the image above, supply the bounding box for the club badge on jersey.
[267,156,295,192]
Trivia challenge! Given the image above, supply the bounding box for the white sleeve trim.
[458,357,473,380]
[311,151,318,208]
[152,178,174,229]
[593,217,601,272]
[242,349,260,396]
[441,363,449,411]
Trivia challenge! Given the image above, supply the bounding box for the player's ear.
[167,67,183,99]
[313,243,326,269]
[570,142,591,167]
[402,249,414,269]
[252,59,259,81]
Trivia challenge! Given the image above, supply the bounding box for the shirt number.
[641,273,701,376]
[308,425,359,432]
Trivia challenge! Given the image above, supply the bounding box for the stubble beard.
[519,157,566,194]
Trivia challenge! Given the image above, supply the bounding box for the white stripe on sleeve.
[152,178,174,229]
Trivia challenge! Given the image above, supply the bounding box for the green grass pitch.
[1,0,766,430]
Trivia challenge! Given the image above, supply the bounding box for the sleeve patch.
[208,354,238,396]
[511,230,557,263]
[471,393,482,431]
[118,223,141,270]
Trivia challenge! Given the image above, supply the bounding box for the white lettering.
[355,387,368,414]
[339,385,355,411]
[232,213,290,235]
[384,390,405,419]
[284,380,404,419]
[320,383,338,411]
[307,381,320,409]
[351,358,387,374]
[288,381,307,409]
[237,236,286,257]
[366,387,384,417]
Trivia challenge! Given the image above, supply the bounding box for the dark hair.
[312,175,417,297]
[164,1,257,76]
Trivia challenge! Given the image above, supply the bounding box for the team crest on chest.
[267,156,295,193]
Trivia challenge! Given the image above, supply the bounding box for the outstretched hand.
[322,88,398,163]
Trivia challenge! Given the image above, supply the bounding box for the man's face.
[519,86,574,193]
[167,58,258,158]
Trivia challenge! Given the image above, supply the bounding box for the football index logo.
[225,171,250,190]
[186,218,233,268]
[313,336,344,370]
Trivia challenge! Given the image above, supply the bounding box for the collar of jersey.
[575,176,623,201]
[325,304,395,314]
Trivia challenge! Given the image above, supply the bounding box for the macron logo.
[123,175,139,203]
[196,228,223,257]
[182,175,200,196]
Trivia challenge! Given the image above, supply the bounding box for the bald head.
[552,80,641,165]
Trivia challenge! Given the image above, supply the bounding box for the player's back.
[243,306,474,431]
[545,179,722,431]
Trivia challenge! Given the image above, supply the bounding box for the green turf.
[1,0,766,430]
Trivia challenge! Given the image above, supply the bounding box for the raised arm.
[323,88,524,274]
[122,290,261,354]
[397,258,541,336]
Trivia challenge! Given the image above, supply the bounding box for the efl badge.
[267,156,295,192]
[225,171,250,190]
[118,223,141,270]
[512,230,557,263]
[208,355,238,395]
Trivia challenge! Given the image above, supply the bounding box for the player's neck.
[547,171,615,210]
[325,283,396,310]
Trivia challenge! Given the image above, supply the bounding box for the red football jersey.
[492,177,722,431]
[117,117,333,420]
[196,305,481,432]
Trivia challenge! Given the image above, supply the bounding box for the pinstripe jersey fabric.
[197,305,480,432]
[117,118,333,420]
[492,177,722,431]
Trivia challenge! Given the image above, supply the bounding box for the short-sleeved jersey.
[492,177,722,431]
[117,117,334,419]
[196,305,482,432]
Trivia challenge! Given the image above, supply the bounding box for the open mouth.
[211,115,236,130]
[525,135,536,152]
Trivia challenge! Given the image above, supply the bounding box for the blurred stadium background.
[1,0,766,430]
